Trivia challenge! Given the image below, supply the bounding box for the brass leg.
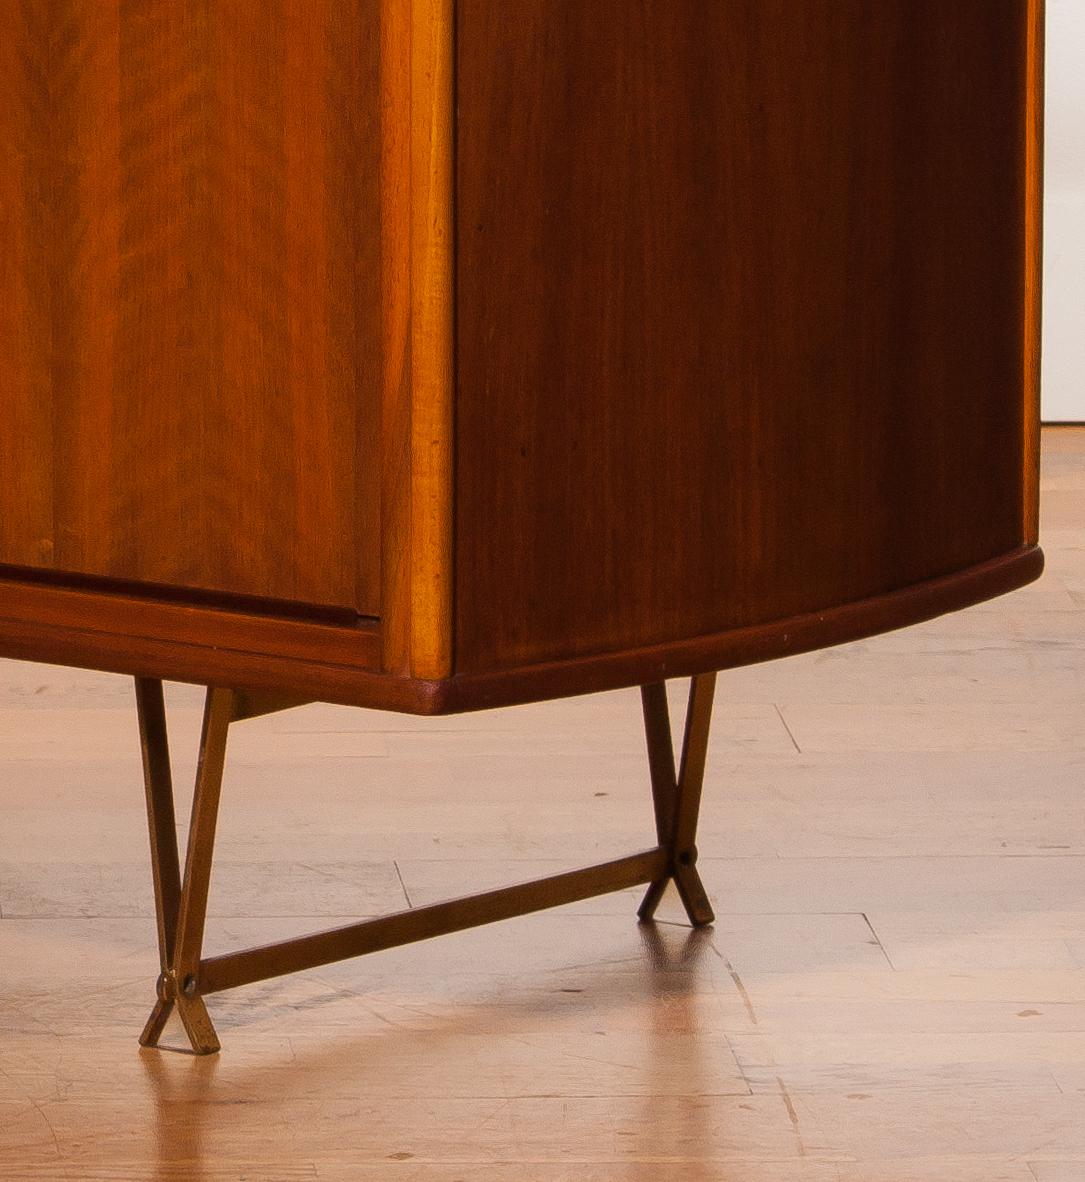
[136,680,235,1054]
[638,682,679,921]
[638,674,717,927]
[135,679,181,985]
[129,676,715,1052]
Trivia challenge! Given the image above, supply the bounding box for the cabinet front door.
[0,0,382,617]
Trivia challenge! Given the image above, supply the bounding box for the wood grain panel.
[0,0,382,613]
[453,0,1035,673]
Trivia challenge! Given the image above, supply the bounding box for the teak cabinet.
[0,0,1044,1053]
[0,0,1044,712]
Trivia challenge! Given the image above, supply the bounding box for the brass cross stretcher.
[135,674,717,1054]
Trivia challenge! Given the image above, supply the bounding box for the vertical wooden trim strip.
[1023,0,1044,544]
[379,0,413,672]
[408,0,455,678]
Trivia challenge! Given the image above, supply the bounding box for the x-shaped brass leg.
[131,674,716,1053]
[637,674,717,926]
[136,679,234,1054]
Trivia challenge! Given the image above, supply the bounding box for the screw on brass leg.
[638,674,717,927]
[136,680,234,1054]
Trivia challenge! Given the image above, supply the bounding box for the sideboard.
[0,0,1044,1052]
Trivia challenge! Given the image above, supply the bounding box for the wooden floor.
[2,428,1085,1180]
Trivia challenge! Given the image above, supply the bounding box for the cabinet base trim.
[0,544,1042,714]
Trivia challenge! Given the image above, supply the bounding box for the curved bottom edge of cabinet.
[0,543,1044,713]
[0,542,1044,1051]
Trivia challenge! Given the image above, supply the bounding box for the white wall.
[1043,0,1085,420]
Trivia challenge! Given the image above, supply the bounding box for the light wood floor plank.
[1,427,1084,1176]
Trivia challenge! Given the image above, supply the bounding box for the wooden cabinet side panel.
[0,1,383,613]
[453,0,1034,674]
